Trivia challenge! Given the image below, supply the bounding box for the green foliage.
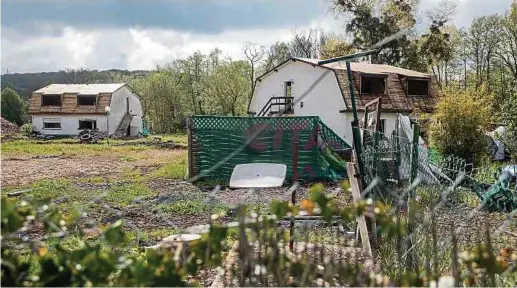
[1,86,24,125]
[502,92,517,160]
[2,180,516,287]
[20,123,33,137]
[335,0,417,65]
[429,86,493,163]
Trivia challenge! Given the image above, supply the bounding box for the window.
[284,81,292,97]
[407,79,429,95]
[41,95,62,106]
[77,95,96,106]
[78,120,97,130]
[43,118,61,129]
[360,76,386,94]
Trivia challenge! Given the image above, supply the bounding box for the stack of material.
[1,117,20,135]
[78,129,106,144]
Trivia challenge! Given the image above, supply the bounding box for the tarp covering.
[188,116,351,182]
[487,126,506,161]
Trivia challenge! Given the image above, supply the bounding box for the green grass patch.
[156,199,229,216]
[1,139,150,158]
[104,182,154,207]
[150,156,187,179]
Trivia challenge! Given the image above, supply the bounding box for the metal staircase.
[257,96,294,116]
[114,113,135,137]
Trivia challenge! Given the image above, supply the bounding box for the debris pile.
[78,129,107,144]
[1,117,20,135]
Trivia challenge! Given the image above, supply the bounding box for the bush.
[20,123,33,137]
[429,86,493,163]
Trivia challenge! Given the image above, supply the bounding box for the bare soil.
[1,149,184,187]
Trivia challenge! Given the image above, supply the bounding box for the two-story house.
[29,83,143,137]
[248,58,439,143]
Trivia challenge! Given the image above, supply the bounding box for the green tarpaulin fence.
[187,116,351,182]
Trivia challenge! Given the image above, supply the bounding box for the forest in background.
[1,0,516,133]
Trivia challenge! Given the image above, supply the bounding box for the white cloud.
[1,0,511,73]
[2,16,341,73]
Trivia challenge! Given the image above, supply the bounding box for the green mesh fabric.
[188,116,350,182]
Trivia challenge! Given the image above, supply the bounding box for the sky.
[1,0,513,73]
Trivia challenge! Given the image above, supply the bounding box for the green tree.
[334,0,417,65]
[1,86,24,125]
[429,86,493,163]
[319,38,355,59]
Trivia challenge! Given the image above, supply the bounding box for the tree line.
[1,1,516,136]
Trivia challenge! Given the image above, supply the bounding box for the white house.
[29,83,143,137]
[248,58,439,143]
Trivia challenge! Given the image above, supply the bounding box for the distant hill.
[1,69,150,101]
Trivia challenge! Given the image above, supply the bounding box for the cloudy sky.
[1,0,512,73]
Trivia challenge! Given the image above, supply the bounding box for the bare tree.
[243,42,265,99]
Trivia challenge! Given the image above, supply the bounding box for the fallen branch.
[7,189,34,197]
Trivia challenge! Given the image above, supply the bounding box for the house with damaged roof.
[248,58,440,143]
[29,83,143,137]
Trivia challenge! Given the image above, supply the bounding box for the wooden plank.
[346,162,373,259]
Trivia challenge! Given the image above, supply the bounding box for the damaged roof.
[34,83,126,95]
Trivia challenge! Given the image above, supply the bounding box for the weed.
[104,182,154,207]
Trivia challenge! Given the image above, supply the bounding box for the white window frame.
[42,118,62,130]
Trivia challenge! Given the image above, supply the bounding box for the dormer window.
[407,79,429,96]
[360,75,386,94]
[78,95,97,106]
[41,94,62,106]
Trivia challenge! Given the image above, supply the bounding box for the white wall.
[109,85,143,136]
[32,114,108,136]
[251,60,349,140]
[341,112,399,142]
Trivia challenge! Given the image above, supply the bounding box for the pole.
[106,113,110,145]
[290,140,299,252]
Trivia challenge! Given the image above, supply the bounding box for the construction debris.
[77,129,107,144]
[1,117,20,135]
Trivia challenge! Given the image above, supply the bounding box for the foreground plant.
[1,183,515,286]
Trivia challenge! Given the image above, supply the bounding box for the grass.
[104,182,155,207]
[0,133,187,159]
[156,199,229,216]
[1,139,150,158]
[151,157,188,179]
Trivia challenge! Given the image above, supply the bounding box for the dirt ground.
[1,149,184,187]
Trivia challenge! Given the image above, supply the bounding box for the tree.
[429,86,493,163]
[498,2,517,83]
[243,42,265,100]
[262,42,291,72]
[333,0,417,65]
[1,86,24,126]
[208,60,251,116]
[468,15,502,89]
[319,37,355,59]
[419,21,454,89]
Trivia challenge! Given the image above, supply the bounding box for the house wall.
[251,60,349,139]
[109,86,143,136]
[340,112,399,142]
[32,114,109,136]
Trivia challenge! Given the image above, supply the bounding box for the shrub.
[429,86,493,163]
[20,123,33,137]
